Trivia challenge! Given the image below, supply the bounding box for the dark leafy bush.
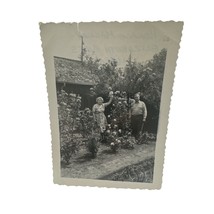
[60,138,81,164]
[137,132,157,144]
[87,135,100,158]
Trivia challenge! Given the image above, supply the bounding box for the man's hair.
[134,93,140,98]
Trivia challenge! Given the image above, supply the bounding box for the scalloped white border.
[40,21,183,189]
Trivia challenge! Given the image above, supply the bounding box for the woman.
[92,93,113,135]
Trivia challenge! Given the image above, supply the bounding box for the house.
[54,56,97,109]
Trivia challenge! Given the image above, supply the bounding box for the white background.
[0,1,214,213]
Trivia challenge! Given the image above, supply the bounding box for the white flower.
[112,131,117,136]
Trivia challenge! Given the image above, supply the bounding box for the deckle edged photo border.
[40,21,183,189]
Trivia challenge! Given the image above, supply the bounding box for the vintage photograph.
[40,22,183,189]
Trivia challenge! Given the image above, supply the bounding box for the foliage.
[82,54,100,83]
[76,107,101,157]
[57,87,157,160]
[78,108,94,138]
[137,132,157,145]
[86,136,100,158]
[57,48,165,161]
[104,122,135,152]
[101,158,154,182]
[57,88,102,160]
[82,49,167,133]
[57,89,81,133]
[83,49,167,106]
[108,91,130,131]
[123,49,167,111]
[83,54,122,95]
[120,136,136,149]
[60,138,81,164]
[57,89,82,163]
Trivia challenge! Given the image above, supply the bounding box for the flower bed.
[57,88,156,164]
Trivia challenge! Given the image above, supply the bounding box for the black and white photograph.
[40,22,183,189]
[3,0,214,213]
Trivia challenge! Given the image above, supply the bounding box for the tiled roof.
[54,56,96,85]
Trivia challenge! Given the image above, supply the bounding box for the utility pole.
[81,36,84,64]
[128,50,132,66]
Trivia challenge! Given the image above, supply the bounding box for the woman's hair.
[96,97,104,102]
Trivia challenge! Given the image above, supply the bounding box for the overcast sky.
[41,22,181,67]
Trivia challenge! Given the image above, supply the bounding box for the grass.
[100,157,154,183]
[61,141,156,181]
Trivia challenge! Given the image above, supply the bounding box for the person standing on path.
[130,93,147,140]
[92,92,113,138]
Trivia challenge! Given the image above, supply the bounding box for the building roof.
[54,56,96,86]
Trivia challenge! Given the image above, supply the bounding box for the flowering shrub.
[104,123,135,152]
[120,135,135,149]
[57,87,156,161]
[110,141,120,153]
[60,137,82,164]
[78,108,94,138]
[57,89,82,163]
[75,107,101,157]
[108,90,130,131]
[57,90,81,134]
[87,135,100,158]
[101,90,136,152]
[137,132,157,144]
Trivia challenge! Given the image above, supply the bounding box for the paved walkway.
[61,141,156,179]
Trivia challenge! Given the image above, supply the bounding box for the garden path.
[61,141,156,179]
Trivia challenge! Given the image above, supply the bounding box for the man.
[130,93,147,140]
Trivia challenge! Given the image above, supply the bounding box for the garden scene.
[56,48,167,182]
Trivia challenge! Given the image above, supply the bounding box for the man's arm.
[142,102,147,122]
